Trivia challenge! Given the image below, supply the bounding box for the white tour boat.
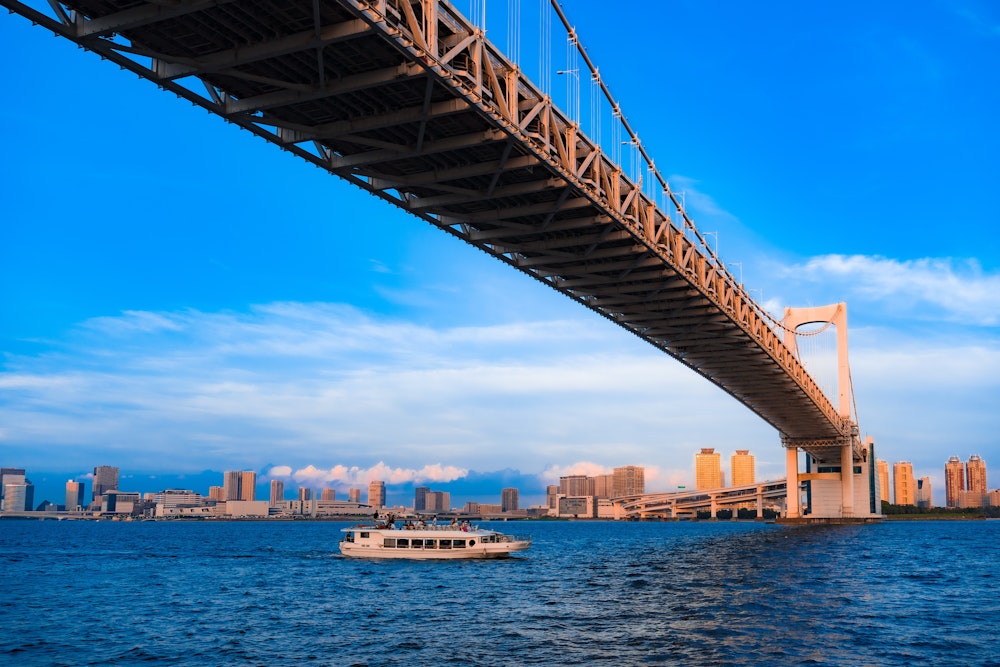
[340,519,531,559]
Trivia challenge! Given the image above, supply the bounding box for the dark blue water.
[1,519,997,666]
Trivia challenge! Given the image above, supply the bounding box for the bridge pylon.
[779,303,882,523]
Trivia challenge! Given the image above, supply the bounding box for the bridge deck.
[9,0,854,448]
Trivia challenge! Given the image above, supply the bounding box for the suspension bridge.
[2,0,882,521]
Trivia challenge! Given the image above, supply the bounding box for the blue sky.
[2,1,998,507]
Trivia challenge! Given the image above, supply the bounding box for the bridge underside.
[8,0,856,454]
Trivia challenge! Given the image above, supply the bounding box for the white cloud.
[785,254,1000,326]
[268,462,469,488]
[3,294,997,499]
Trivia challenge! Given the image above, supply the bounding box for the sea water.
[1,519,997,666]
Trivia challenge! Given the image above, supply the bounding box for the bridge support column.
[709,494,718,519]
[756,490,764,519]
[786,448,800,518]
[841,441,855,518]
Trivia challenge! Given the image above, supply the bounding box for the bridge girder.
[4,0,856,443]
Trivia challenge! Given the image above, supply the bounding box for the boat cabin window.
[360,532,370,538]
[439,539,451,549]
[453,539,466,548]
[384,538,396,548]
[396,538,409,548]
[411,539,424,548]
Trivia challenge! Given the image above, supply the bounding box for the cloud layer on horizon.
[3,253,998,501]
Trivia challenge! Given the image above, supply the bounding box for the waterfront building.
[893,461,915,506]
[3,482,33,512]
[424,490,450,512]
[414,486,429,512]
[102,491,140,515]
[559,475,593,497]
[593,474,614,498]
[967,455,987,495]
[208,485,225,501]
[730,451,755,487]
[613,466,646,496]
[945,456,965,508]
[269,480,284,507]
[321,488,336,501]
[368,480,385,509]
[696,448,723,490]
[298,487,312,502]
[224,470,257,501]
[546,485,559,510]
[916,477,933,509]
[957,490,984,509]
[65,480,85,511]
[1,468,26,511]
[0,468,26,510]
[501,487,519,512]
[877,460,890,504]
[93,465,119,501]
[241,471,256,501]
[223,471,241,500]
[555,495,596,518]
[348,488,361,503]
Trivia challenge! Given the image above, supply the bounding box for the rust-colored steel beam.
[2,0,856,452]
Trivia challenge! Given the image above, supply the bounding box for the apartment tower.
[877,460,890,504]
[92,465,119,501]
[967,455,987,494]
[613,466,646,496]
[368,480,386,509]
[501,488,519,512]
[893,461,915,506]
[696,448,723,490]
[731,450,755,487]
[944,456,965,508]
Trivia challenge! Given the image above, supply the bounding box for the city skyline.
[2,1,999,510]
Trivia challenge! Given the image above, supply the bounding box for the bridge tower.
[781,303,881,522]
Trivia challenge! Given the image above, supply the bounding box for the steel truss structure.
[5,0,859,455]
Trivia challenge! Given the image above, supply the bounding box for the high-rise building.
[559,475,593,496]
[593,474,614,498]
[298,487,312,502]
[368,480,385,508]
[348,488,361,503]
[269,480,284,507]
[93,466,119,501]
[65,480,85,511]
[501,488,519,512]
[696,448,722,490]
[241,471,257,501]
[546,484,560,510]
[208,486,225,501]
[878,460,890,503]
[893,461,915,506]
[0,468,26,510]
[730,451,755,487]
[321,487,336,501]
[3,482,33,512]
[967,455,987,495]
[223,471,242,500]
[613,466,645,496]
[916,477,933,509]
[414,486,430,511]
[424,491,450,512]
[223,470,256,501]
[945,456,965,508]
